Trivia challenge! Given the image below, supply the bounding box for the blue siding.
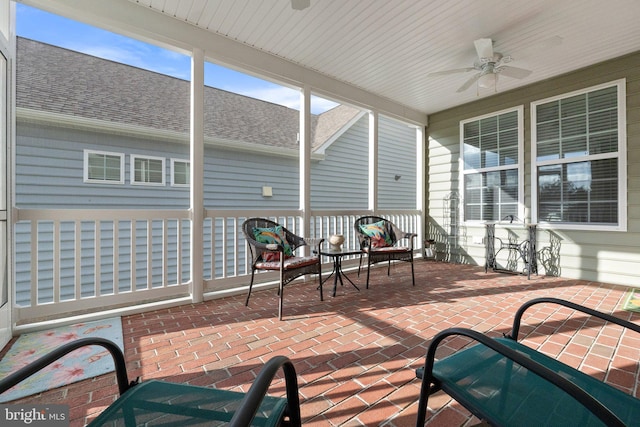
[311,115,369,209]
[378,115,418,209]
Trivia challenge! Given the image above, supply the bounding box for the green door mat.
[622,288,640,312]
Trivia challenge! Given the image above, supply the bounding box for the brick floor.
[5,260,640,426]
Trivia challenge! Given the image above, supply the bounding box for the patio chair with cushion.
[354,215,417,288]
[242,217,323,320]
[0,337,302,426]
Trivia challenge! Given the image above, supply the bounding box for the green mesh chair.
[415,298,640,427]
[0,337,301,427]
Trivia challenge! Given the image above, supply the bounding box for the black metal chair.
[354,215,416,288]
[242,218,323,320]
[0,337,302,427]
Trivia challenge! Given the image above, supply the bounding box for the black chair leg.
[278,281,284,321]
[366,259,372,289]
[411,260,415,286]
[246,269,256,306]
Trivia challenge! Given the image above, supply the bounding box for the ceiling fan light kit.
[477,72,496,90]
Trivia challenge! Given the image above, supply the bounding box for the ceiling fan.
[429,38,533,93]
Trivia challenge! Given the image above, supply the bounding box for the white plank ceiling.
[112,1,640,115]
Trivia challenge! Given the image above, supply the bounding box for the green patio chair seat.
[87,379,287,426]
[415,297,640,427]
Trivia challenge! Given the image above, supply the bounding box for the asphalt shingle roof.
[17,37,360,150]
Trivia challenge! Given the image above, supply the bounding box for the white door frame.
[0,0,15,349]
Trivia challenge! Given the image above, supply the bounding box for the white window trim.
[459,105,525,224]
[130,154,166,186]
[170,158,190,187]
[531,79,627,232]
[83,149,124,184]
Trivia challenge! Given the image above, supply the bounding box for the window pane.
[535,82,620,227]
[536,120,559,144]
[563,136,587,158]
[560,94,586,118]
[88,153,121,182]
[589,109,617,135]
[464,170,519,221]
[537,158,617,224]
[174,161,189,185]
[482,133,498,168]
[463,138,480,169]
[462,109,521,221]
[134,158,163,184]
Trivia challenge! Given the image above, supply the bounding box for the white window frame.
[531,79,627,231]
[459,106,525,224]
[83,149,124,184]
[170,158,190,187]
[131,154,166,186]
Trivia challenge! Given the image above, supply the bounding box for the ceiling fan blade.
[499,66,532,79]
[474,38,494,59]
[457,73,481,93]
[428,67,475,77]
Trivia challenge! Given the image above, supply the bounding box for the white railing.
[14,208,422,325]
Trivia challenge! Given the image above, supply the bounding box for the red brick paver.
[5,261,640,426]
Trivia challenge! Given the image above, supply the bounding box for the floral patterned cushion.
[253,225,292,261]
[364,246,409,253]
[255,256,318,270]
[359,220,393,248]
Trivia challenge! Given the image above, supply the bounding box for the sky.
[16,4,337,114]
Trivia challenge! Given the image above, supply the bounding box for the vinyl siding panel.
[426,50,640,287]
[378,115,417,209]
[311,115,368,209]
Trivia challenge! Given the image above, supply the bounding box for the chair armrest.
[0,337,134,396]
[507,297,640,340]
[398,232,417,249]
[249,240,285,253]
[303,237,324,253]
[229,355,301,427]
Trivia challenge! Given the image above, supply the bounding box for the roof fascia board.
[17,108,324,160]
[315,110,367,155]
[20,0,428,126]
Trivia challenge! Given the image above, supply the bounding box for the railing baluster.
[114,220,119,295]
[75,220,81,301]
[146,219,152,290]
[95,221,101,297]
[53,219,60,303]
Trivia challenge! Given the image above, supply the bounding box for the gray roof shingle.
[17,37,360,151]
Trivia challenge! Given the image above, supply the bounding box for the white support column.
[299,86,311,244]
[416,125,426,242]
[368,111,378,212]
[190,48,204,303]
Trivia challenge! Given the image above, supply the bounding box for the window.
[171,159,190,186]
[131,154,165,185]
[532,80,626,230]
[84,150,124,184]
[461,107,523,222]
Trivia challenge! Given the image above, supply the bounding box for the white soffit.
[20,0,640,117]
